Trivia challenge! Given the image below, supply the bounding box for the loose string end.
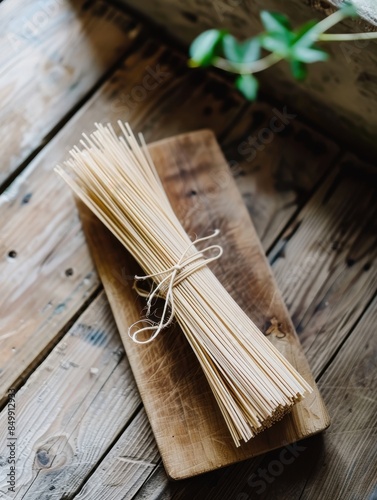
[129,229,223,343]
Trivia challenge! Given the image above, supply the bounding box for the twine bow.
[128,229,223,344]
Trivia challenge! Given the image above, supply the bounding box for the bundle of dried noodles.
[55,122,312,446]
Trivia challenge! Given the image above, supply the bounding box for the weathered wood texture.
[0,40,245,403]
[0,0,140,185]
[74,408,159,500]
[79,130,329,479]
[299,295,377,500]
[127,151,377,499]
[0,1,375,496]
[221,101,340,250]
[128,465,170,500]
[0,153,100,403]
[270,156,377,377]
[117,0,377,157]
[0,38,336,406]
[0,292,142,498]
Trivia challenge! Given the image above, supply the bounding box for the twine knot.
[128,229,223,344]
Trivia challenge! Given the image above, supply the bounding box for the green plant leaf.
[260,32,292,56]
[189,29,226,66]
[223,34,261,63]
[292,3,357,54]
[293,20,318,44]
[290,60,307,80]
[260,11,291,34]
[292,46,329,63]
[235,74,259,100]
[293,23,324,50]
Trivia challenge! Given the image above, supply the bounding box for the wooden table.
[0,1,376,499]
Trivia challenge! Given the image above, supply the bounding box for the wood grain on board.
[0,292,143,498]
[1,36,336,405]
[0,41,246,403]
[79,130,330,479]
[0,0,140,185]
[197,295,377,500]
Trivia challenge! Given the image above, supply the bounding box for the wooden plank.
[195,297,377,500]
[79,130,329,480]
[0,40,245,402]
[0,292,142,498]
[221,101,340,250]
[74,408,159,500]
[298,295,377,500]
[134,156,377,497]
[270,156,377,377]
[128,465,170,500]
[0,0,140,185]
[0,155,101,403]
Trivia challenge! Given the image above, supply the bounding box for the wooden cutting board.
[78,130,330,480]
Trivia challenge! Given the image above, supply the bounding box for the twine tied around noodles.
[128,229,223,344]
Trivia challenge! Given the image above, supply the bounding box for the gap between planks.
[315,288,377,383]
[0,285,102,411]
[127,295,377,499]
[0,292,143,498]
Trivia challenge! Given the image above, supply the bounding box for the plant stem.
[313,8,353,37]
[208,7,374,77]
[319,32,377,41]
[213,52,282,75]
[296,7,355,46]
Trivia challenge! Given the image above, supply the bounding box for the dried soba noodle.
[55,122,312,446]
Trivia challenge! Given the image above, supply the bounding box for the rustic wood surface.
[78,130,329,479]
[0,292,143,497]
[270,155,377,377]
[0,40,247,405]
[0,0,140,187]
[1,35,337,406]
[0,0,375,498]
[221,101,340,250]
[116,0,377,157]
[75,408,160,500]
